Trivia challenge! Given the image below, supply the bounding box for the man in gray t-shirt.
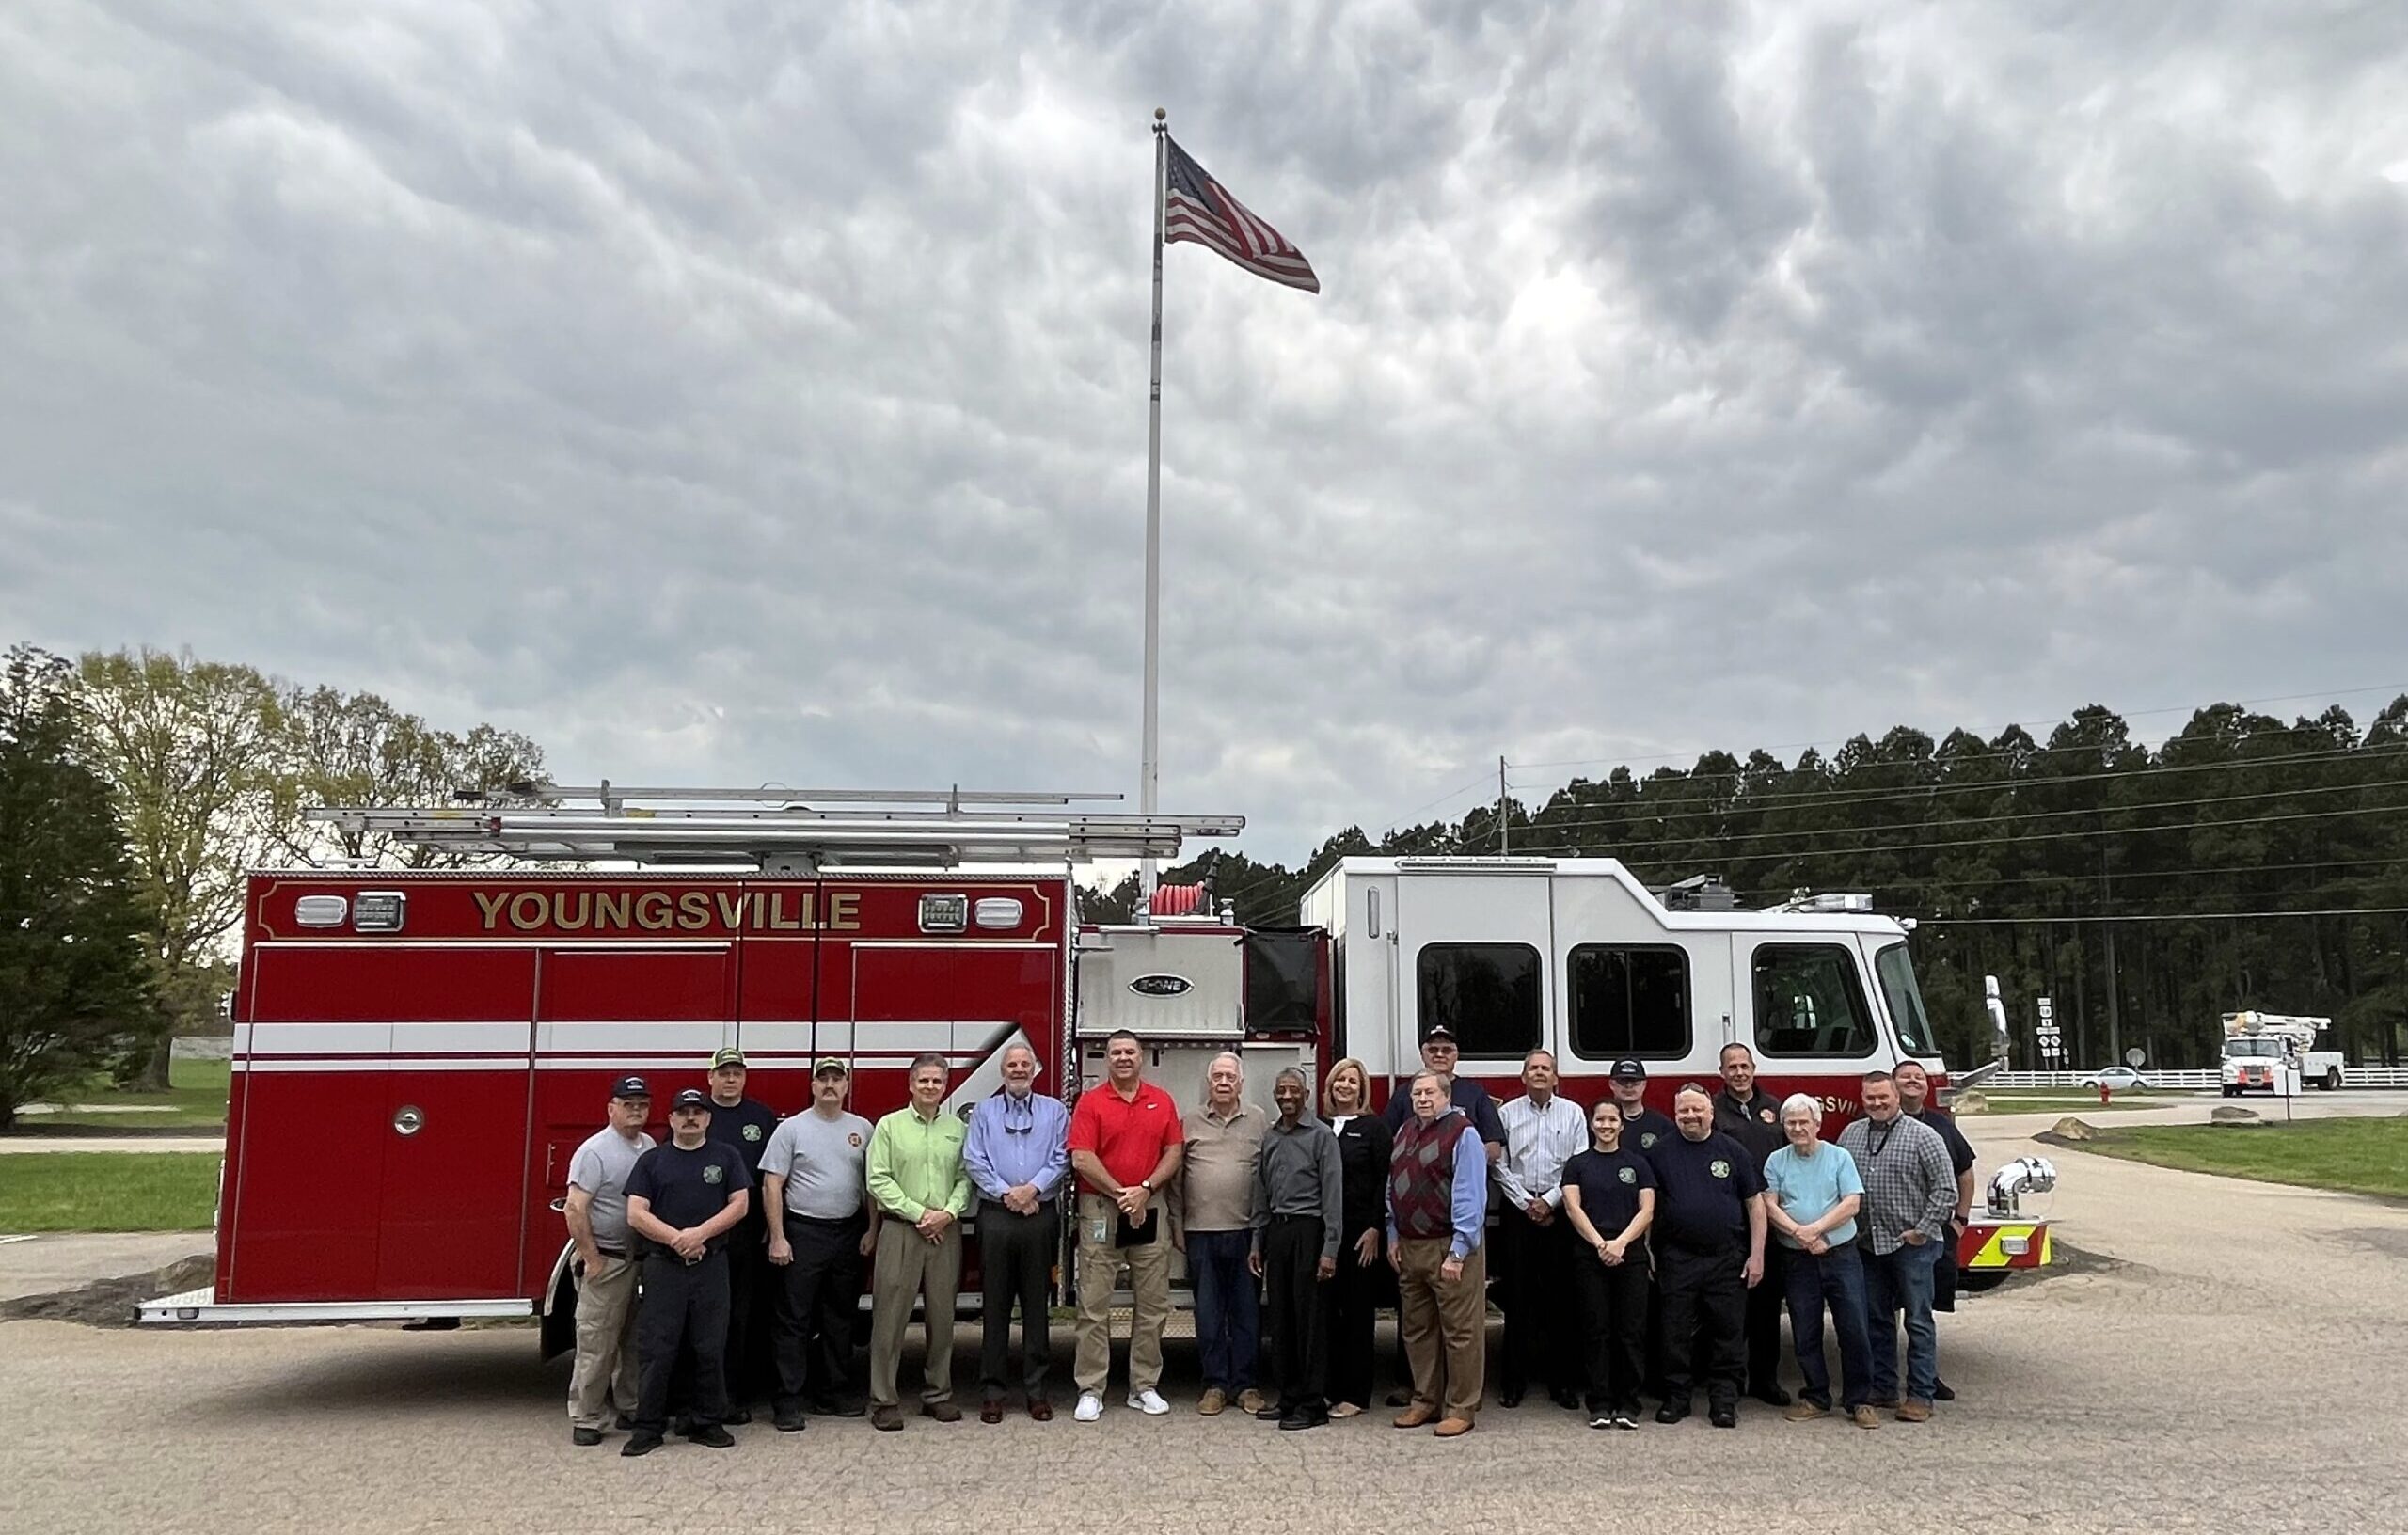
[762,1059,879,1425]
[564,1075,657,1444]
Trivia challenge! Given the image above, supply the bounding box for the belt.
[784,1210,865,1227]
[593,1246,627,1259]
[1269,1211,1322,1224]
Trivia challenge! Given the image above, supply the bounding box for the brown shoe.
[1236,1388,1268,1415]
[1197,1388,1227,1416]
[870,1405,904,1432]
[923,1400,963,1424]
[1865,1397,1900,1411]
[979,1400,1004,1425]
[1433,1416,1474,1438]
[1027,1397,1054,1422]
[1850,1405,1881,1430]
[1896,1400,1932,1423]
[1392,1404,1436,1429]
[1783,1400,1830,1422]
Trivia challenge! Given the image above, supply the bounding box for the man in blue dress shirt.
[962,1040,1071,1421]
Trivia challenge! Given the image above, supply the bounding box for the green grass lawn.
[0,1153,222,1231]
[1965,1091,2167,1115]
[12,1057,231,1131]
[2071,1116,2408,1200]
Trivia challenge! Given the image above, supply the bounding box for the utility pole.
[1498,755,1509,854]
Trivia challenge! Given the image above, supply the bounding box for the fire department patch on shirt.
[742,1124,764,1142]
[703,1164,724,1185]
[847,1133,863,1148]
[1709,1160,1731,1179]
[1617,1166,1637,1185]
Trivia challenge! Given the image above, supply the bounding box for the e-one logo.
[1129,974,1193,998]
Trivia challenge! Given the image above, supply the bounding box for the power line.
[1914,907,2408,926]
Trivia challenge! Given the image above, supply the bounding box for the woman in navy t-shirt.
[1560,1099,1657,1430]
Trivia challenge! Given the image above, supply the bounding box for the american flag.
[1163,136,1319,293]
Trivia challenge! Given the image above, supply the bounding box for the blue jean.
[1187,1229,1259,1394]
[1864,1240,1941,1404]
[1782,1240,1875,1409]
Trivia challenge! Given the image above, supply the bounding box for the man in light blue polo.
[962,1041,1070,1421]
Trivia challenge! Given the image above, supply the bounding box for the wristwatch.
[1137,1179,1153,1193]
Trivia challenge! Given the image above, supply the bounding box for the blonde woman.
[1320,1058,1392,1416]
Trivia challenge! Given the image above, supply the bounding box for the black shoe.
[1751,1385,1793,1408]
[1278,1408,1328,1431]
[1550,1385,1583,1411]
[773,1411,806,1432]
[1497,1385,1526,1409]
[1255,1402,1291,1422]
[722,1408,752,1427]
[1656,1400,1690,1425]
[1933,1379,1956,1402]
[613,1413,635,1431]
[620,1433,663,1458]
[809,1396,868,1419]
[571,1426,603,1447]
[1709,1404,1737,1429]
[1385,1390,1413,1408]
[685,1423,736,1448]
[670,1415,690,1436]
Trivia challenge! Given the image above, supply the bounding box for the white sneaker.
[1127,1389,1170,1416]
[1073,1392,1103,1423]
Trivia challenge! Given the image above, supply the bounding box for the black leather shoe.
[1933,1379,1956,1402]
[1279,1408,1329,1431]
[1709,1404,1737,1429]
[686,1423,736,1448]
[620,1433,663,1458]
[774,1411,806,1432]
[722,1408,752,1426]
[571,1426,603,1447]
[1751,1385,1793,1408]
[1497,1386,1526,1409]
[1550,1386,1583,1411]
[809,1396,868,1419]
[1256,1402,1290,1422]
[1656,1400,1690,1424]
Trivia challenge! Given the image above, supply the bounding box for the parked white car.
[2077,1066,2148,1091]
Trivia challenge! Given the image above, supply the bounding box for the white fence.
[1981,1068,2408,1090]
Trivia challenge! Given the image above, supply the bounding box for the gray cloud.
[5,0,2406,862]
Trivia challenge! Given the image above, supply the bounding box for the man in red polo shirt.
[1067,1028,1187,1422]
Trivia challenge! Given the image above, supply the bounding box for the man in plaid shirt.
[1835,1071,1956,1423]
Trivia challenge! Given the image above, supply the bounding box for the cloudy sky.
[7,0,2406,862]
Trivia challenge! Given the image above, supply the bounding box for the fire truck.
[141,787,2050,1336]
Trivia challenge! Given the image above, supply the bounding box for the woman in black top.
[1561,1098,1658,1430]
[1320,1057,1392,1417]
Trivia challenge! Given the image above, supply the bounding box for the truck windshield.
[1875,943,1940,1058]
[2223,1037,2277,1059]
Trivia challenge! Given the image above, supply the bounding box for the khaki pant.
[1397,1236,1487,1421]
[1073,1192,1172,1396]
[566,1252,641,1428]
[869,1218,962,1407]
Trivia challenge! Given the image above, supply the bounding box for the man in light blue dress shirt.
[962,1041,1071,1420]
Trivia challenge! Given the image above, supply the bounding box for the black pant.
[1497,1207,1573,1394]
[1326,1231,1385,1409]
[1658,1239,1745,1409]
[636,1249,730,1434]
[1261,1214,1329,1413]
[1743,1241,1786,1394]
[1571,1239,1650,1413]
[771,1211,865,1414]
[978,1202,1058,1400]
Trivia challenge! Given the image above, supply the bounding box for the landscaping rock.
[1954,1092,1989,1115]
[2210,1105,2268,1127]
[2049,1116,2099,1142]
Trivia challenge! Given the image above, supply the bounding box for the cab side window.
[1416,942,1542,1058]
[1751,943,1877,1058]
[1568,944,1689,1061]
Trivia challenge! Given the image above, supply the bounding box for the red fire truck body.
[212,869,1069,1313]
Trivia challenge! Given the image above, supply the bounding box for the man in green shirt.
[865,1052,974,1431]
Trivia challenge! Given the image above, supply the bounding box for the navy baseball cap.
[1609,1058,1648,1082]
[610,1074,651,1100]
[670,1088,711,1111]
[1421,1024,1459,1044]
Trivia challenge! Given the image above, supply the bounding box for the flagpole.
[1140,107,1167,899]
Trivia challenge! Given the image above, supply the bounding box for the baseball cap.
[1609,1058,1648,1082]
[670,1088,711,1111]
[610,1074,651,1100]
[1420,1024,1459,1045]
[710,1047,747,1069]
[812,1057,849,1077]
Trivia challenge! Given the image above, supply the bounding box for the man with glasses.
[622,1088,753,1456]
[1836,1071,1957,1423]
[962,1041,1070,1422]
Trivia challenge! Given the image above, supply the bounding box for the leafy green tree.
[0,647,155,1127]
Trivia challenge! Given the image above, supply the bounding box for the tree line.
[0,644,543,1125]
[1087,697,2408,1073]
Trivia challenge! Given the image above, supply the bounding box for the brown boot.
[1896,1400,1932,1423]
[1850,1405,1882,1430]
[1433,1416,1474,1437]
[1392,1403,1436,1429]
[1196,1388,1227,1416]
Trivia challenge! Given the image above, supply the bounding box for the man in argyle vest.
[1386,1069,1489,1437]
